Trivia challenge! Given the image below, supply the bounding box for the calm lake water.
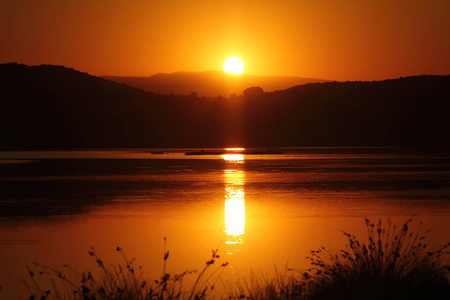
[1,148,450,299]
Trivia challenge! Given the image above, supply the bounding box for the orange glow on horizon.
[1,1,448,81]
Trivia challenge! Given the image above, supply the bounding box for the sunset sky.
[1,0,449,81]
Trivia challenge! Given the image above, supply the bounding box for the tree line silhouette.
[1,63,449,149]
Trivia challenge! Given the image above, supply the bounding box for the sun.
[223,57,244,74]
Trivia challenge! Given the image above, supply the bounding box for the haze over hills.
[1,63,450,149]
[103,71,330,97]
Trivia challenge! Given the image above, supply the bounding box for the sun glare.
[222,154,244,162]
[223,57,244,74]
[224,169,246,246]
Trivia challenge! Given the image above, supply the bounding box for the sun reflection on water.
[221,154,244,162]
[223,154,246,253]
[224,184,245,241]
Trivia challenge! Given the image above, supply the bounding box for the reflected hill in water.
[1,63,450,149]
[0,158,230,217]
[2,148,450,218]
[103,70,329,97]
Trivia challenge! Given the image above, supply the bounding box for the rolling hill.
[103,71,329,97]
[1,63,449,149]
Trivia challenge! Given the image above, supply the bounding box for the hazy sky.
[1,0,449,80]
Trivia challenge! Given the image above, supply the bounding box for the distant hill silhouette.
[1,63,449,149]
[103,71,329,97]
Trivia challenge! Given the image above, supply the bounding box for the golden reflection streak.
[223,154,246,249]
[221,154,244,162]
[225,147,245,151]
[224,185,245,240]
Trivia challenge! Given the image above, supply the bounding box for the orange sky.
[1,0,449,81]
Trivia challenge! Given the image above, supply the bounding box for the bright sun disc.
[223,57,244,74]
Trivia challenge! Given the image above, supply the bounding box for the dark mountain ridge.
[103,70,329,97]
[1,63,449,149]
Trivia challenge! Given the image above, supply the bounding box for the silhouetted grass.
[24,239,227,300]
[303,218,450,300]
[23,218,449,299]
[225,268,305,300]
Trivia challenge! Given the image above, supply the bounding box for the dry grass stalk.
[304,218,450,299]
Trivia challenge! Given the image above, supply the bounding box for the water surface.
[1,148,449,298]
